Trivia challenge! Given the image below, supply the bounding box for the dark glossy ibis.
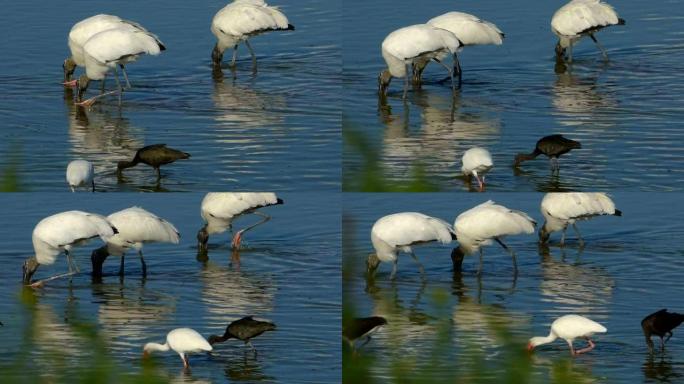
[208,316,276,353]
[642,309,684,353]
[514,134,581,173]
[343,316,387,349]
[117,144,190,180]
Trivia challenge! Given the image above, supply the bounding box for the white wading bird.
[528,314,607,356]
[551,0,625,63]
[143,328,212,369]
[91,207,180,278]
[66,159,95,192]
[211,0,294,72]
[413,11,504,86]
[366,212,456,280]
[378,24,462,99]
[197,192,284,252]
[461,147,493,192]
[22,211,118,286]
[539,192,622,246]
[451,201,536,275]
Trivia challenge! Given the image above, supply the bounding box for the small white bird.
[143,328,213,369]
[378,24,462,99]
[461,147,493,192]
[539,192,622,246]
[91,207,180,278]
[22,211,118,286]
[551,0,625,63]
[367,212,456,280]
[211,0,294,72]
[528,314,607,355]
[452,201,536,275]
[197,192,284,252]
[76,27,165,107]
[414,11,504,86]
[66,159,95,192]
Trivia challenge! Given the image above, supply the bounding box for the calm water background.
[0,0,340,191]
[0,193,340,382]
[343,0,684,191]
[344,193,684,382]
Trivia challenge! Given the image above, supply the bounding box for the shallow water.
[0,193,340,382]
[343,193,684,382]
[0,0,340,191]
[343,0,684,191]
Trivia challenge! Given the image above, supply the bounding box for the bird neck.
[531,332,557,348]
[144,342,170,354]
[208,334,231,345]
[514,149,541,166]
[117,159,139,171]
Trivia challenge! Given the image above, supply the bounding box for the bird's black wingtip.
[276,198,284,205]
[614,209,623,217]
[618,18,626,25]
[159,43,167,51]
[111,226,119,234]
[287,24,295,31]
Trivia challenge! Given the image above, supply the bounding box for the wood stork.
[117,144,190,181]
[197,192,283,252]
[413,12,504,86]
[208,316,276,353]
[75,27,165,107]
[63,14,153,87]
[539,192,622,246]
[66,159,95,192]
[91,207,180,279]
[211,0,294,72]
[378,24,462,99]
[461,147,493,192]
[143,328,212,370]
[22,211,118,286]
[451,201,535,275]
[343,316,387,349]
[528,314,607,355]
[513,134,581,174]
[552,0,625,63]
[367,212,455,280]
[642,309,684,353]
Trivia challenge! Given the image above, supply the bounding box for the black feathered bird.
[208,316,276,353]
[343,316,387,349]
[514,134,581,173]
[117,144,190,180]
[642,309,684,353]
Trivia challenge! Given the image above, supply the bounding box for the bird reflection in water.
[222,352,274,382]
[642,354,682,382]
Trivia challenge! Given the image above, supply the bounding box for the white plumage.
[528,314,607,355]
[143,328,212,369]
[66,159,94,192]
[551,0,624,62]
[461,147,493,192]
[367,212,455,279]
[539,192,621,245]
[452,201,536,274]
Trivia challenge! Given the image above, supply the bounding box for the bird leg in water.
[119,254,125,277]
[113,66,124,107]
[453,53,462,88]
[477,248,484,276]
[589,33,608,60]
[75,90,120,107]
[549,157,560,173]
[432,58,456,96]
[120,64,132,89]
[182,354,190,370]
[230,44,239,68]
[231,211,272,249]
[408,251,425,276]
[474,173,485,192]
[389,259,398,280]
[100,77,106,94]
[244,40,258,74]
[572,223,585,247]
[567,41,574,64]
[574,338,596,355]
[495,238,518,274]
[29,271,79,288]
[402,63,410,100]
[139,250,147,277]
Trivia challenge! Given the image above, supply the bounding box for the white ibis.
[63,14,152,87]
[641,309,684,353]
[461,147,493,192]
[197,192,283,252]
[117,144,190,181]
[378,24,462,99]
[91,207,180,279]
[208,316,276,353]
[211,0,294,72]
[513,134,581,173]
[539,192,621,246]
[22,211,118,286]
[528,314,607,355]
[414,11,504,86]
[451,201,536,275]
[367,212,456,280]
[343,316,388,349]
[66,159,94,192]
[551,0,625,63]
[143,328,212,370]
[76,27,165,107]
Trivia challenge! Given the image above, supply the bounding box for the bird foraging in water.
[143,328,212,370]
[117,144,190,181]
[208,316,276,353]
[461,147,493,192]
[343,316,388,350]
[66,159,95,192]
[552,0,625,64]
[528,314,606,355]
[513,134,581,174]
[211,0,294,73]
[642,309,684,353]
[539,192,622,246]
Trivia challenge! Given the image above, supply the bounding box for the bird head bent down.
[91,246,110,278]
[22,257,40,284]
[63,57,77,84]
[527,337,546,352]
[366,253,381,277]
[538,226,551,244]
[76,74,91,102]
[378,70,392,96]
[451,247,466,272]
[197,225,209,254]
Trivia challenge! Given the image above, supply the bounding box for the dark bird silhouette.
[343,316,387,349]
[117,144,190,180]
[513,134,581,173]
[207,316,276,353]
[642,309,684,353]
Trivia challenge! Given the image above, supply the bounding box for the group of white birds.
[379,0,625,98]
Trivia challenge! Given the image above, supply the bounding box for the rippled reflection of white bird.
[461,147,493,192]
[66,159,94,192]
[143,328,212,370]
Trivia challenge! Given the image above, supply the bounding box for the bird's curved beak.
[527,343,535,352]
[142,350,150,360]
